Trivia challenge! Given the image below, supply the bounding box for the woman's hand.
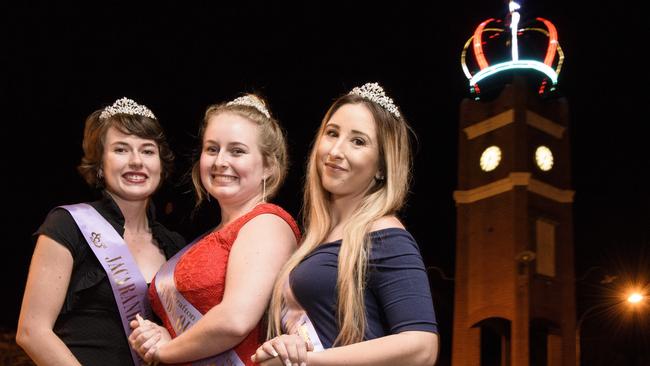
[258,357,286,366]
[252,334,313,366]
[128,314,171,363]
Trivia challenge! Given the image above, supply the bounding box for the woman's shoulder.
[40,205,77,227]
[368,219,421,259]
[208,204,299,252]
[35,205,84,254]
[251,202,296,221]
[370,215,405,232]
[235,203,301,241]
[34,206,77,244]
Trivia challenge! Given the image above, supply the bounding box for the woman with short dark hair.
[17,97,185,366]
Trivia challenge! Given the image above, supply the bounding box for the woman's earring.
[375,173,385,182]
[97,168,104,180]
[262,177,267,203]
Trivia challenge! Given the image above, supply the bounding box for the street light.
[627,292,644,304]
[576,287,646,366]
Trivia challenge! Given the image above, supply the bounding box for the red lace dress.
[148,203,301,365]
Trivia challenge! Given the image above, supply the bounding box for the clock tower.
[452,3,576,366]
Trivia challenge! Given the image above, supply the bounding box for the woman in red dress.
[129,94,300,365]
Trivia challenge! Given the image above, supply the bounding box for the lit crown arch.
[461,1,564,99]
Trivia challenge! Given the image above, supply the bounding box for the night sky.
[3,1,648,364]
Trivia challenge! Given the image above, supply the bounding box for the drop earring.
[262,177,267,203]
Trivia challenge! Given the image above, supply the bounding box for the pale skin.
[16,127,168,365]
[252,104,439,366]
[128,112,298,364]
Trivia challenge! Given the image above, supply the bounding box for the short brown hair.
[78,110,174,189]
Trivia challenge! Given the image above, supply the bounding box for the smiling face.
[316,103,381,201]
[199,112,268,206]
[102,126,162,202]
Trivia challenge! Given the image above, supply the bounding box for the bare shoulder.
[371,215,405,231]
[237,213,298,246]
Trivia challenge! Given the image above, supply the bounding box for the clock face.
[535,146,554,171]
[480,146,502,172]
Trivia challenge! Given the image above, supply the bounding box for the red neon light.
[538,17,558,67]
[473,18,494,70]
[539,79,548,95]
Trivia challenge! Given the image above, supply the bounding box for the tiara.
[226,95,271,118]
[349,82,401,118]
[100,97,156,120]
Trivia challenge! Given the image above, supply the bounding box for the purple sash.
[154,233,245,366]
[62,203,150,366]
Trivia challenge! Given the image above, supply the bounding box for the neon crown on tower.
[461,1,564,99]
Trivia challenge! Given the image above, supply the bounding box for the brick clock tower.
[452,2,576,366]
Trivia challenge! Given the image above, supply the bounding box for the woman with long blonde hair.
[252,83,439,366]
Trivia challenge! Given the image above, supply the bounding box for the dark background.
[2,1,648,364]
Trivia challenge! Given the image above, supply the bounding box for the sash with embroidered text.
[62,203,150,366]
[154,232,245,366]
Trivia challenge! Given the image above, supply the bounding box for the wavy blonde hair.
[191,94,288,207]
[268,93,413,346]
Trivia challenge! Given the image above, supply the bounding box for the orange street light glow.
[627,292,644,304]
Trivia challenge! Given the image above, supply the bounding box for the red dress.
[149,203,301,365]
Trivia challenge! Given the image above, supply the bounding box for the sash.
[154,232,245,366]
[280,280,324,352]
[62,203,150,366]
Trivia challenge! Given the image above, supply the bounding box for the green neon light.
[469,60,558,87]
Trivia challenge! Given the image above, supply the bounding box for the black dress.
[35,192,186,366]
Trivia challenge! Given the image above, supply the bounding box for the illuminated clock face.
[535,146,554,171]
[480,146,502,172]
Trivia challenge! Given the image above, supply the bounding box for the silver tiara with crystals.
[226,95,271,118]
[99,97,156,120]
[349,82,401,118]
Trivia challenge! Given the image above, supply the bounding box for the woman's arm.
[16,235,81,366]
[256,331,438,366]
[149,214,298,364]
[308,331,438,366]
[256,223,439,366]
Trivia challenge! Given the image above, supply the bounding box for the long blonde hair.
[268,94,412,346]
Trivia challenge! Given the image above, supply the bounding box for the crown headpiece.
[226,95,271,118]
[461,1,564,98]
[100,97,156,120]
[349,82,401,118]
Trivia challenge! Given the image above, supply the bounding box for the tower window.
[535,218,556,277]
